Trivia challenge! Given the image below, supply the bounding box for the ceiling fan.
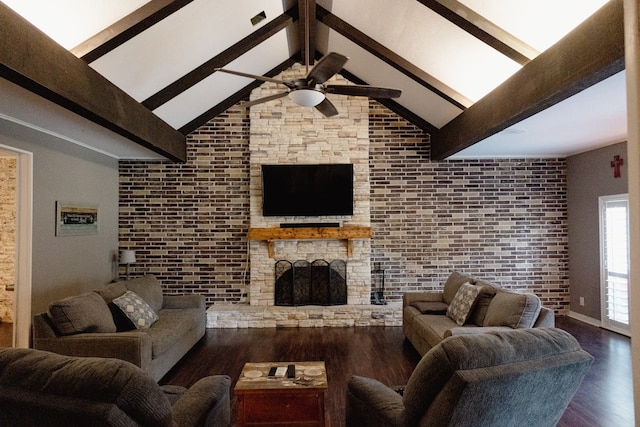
[215,53,401,117]
[214,2,401,117]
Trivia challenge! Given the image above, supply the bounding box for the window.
[599,194,630,335]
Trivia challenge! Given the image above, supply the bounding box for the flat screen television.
[261,164,354,217]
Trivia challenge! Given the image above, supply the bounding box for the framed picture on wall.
[55,201,99,236]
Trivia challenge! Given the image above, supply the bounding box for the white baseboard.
[567,311,602,327]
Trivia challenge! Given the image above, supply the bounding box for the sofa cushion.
[48,292,116,335]
[411,301,449,314]
[446,283,480,326]
[442,272,475,305]
[121,275,164,312]
[469,281,499,326]
[146,308,204,357]
[112,291,159,329]
[95,282,127,303]
[483,291,542,328]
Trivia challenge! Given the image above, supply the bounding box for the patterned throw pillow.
[446,282,480,326]
[112,291,159,329]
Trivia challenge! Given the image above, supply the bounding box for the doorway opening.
[0,144,32,347]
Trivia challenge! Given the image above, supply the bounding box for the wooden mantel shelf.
[248,226,372,258]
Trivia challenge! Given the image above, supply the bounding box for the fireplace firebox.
[274,259,347,306]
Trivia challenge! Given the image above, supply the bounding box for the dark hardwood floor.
[0,323,12,347]
[161,316,633,426]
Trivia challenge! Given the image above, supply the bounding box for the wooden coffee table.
[234,361,328,426]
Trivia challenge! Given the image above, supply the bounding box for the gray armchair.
[0,347,230,426]
[347,328,592,427]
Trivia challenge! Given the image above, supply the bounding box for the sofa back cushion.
[0,347,174,427]
[120,275,164,312]
[401,329,593,427]
[442,272,475,305]
[48,292,116,335]
[482,290,542,328]
[95,282,127,304]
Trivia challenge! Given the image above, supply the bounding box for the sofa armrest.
[32,332,152,371]
[172,375,231,427]
[534,306,555,328]
[444,326,513,337]
[402,292,444,309]
[162,294,205,310]
[347,375,405,427]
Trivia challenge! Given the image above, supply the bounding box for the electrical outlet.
[579,296,585,306]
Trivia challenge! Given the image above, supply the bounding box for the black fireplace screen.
[274,259,347,306]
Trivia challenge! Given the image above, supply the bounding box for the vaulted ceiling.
[0,0,626,162]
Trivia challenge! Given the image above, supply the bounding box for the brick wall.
[119,97,569,313]
[369,101,568,311]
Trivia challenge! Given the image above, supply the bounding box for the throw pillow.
[442,271,475,305]
[48,292,117,335]
[469,281,499,326]
[446,282,480,326]
[112,291,159,329]
[120,275,164,312]
[411,301,449,314]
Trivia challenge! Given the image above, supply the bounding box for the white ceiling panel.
[459,0,610,52]
[452,71,627,158]
[153,29,292,128]
[90,0,288,101]
[1,0,150,49]
[320,25,463,128]
[318,0,521,101]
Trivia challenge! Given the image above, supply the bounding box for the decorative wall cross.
[611,155,624,178]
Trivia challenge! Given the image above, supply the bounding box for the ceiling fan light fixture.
[288,88,325,107]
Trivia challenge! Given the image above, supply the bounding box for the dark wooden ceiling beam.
[430,0,624,160]
[71,0,194,63]
[316,5,471,110]
[0,2,186,162]
[298,0,316,68]
[178,57,299,135]
[142,6,298,111]
[416,0,537,65]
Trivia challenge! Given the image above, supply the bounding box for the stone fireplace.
[206,63,402,328]
[247,63,372,307]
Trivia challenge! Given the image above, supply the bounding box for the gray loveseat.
[403,271,555,355]
[33,275,206,381]
[0,347,230,426]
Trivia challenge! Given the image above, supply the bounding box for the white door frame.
[599,193,630,336]
[0,143,32,347]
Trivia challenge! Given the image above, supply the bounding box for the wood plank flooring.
[161,316,633,426]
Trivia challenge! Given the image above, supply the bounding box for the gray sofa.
[403,271,555,355]
[347,328,593,427]
[0,347,230,426]
[33,275,206,382]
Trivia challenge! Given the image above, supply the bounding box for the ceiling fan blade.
[325,85,402,99]
[307,52,349,85]
[241,92,289,108]
[314,98,339,117]
[215,68,293,88]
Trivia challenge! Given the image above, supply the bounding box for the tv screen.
[261,164,354,217]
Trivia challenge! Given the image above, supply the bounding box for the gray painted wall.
[0,120,119,315]
[567,141,628,320]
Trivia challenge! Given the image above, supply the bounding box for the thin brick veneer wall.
[118,94,569,312]
[369,101,568,312]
